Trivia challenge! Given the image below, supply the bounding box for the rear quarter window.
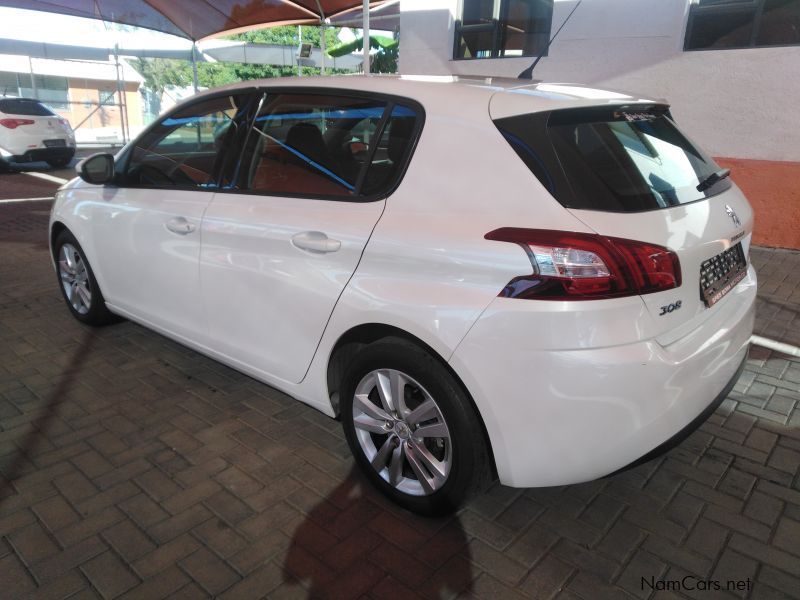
[0,98,55,116]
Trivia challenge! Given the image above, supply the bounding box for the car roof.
[197,74,663,118]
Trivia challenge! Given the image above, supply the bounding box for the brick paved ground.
[1,189,799,599]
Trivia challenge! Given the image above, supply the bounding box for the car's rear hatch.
[0,98,72,147]
[490,87,753,337]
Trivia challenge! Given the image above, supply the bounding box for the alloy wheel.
[58,243,92,315]
[352,368,452,496]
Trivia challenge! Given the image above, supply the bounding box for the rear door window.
[496,106,732,212]
[237,92,422,200]
[0,98,54,116]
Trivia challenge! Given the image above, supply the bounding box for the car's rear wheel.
[47,155,73,168]
[341,337,492,515]
[54,229,116,326]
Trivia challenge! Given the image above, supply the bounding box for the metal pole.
[363,0,370,74]
[113,44,128,144]
[29,57,37,99]
[297,26,302,77]
[191,41,199,92]
[320,23,326,75]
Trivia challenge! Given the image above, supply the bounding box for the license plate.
[700,243,747,307]
[43,139,66,148]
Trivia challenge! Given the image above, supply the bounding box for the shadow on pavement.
[0,330,96,497]
[283,467,473,598]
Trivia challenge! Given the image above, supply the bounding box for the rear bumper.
[449,266,756,488]
[8,146,75,163]
[609,349,747,476]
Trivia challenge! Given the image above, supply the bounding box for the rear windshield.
[495,106,732,213]
[0,98,54,116]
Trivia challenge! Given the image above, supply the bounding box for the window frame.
[684,0,800,51]
[223,87,425,204]
[453,0,554,61]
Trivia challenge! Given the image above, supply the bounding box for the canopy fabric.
[329,0,398,30]
[0,37,363,69]
[0,0,392,41]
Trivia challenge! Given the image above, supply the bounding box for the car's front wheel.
[341,337,492,515]
[53,229,116,326]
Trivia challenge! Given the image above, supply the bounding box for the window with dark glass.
[685,0,800,50]
[125,94,251,189]
[455,0,554,59]
[495,107,732,213]
[240,94,420,199]
[0,98,55,116]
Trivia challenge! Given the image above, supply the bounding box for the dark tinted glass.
[125,94,250,188]
[243,94,387,198]
[757,0,800,45]
[496,108,731,213]
[686,8,755,49]
[0,98,54,116]
[685,0,800,49]
[455,0,552,59]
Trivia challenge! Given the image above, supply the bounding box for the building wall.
[399,0,800,248]
[59,79,142,144]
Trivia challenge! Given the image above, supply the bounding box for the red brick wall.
[715,157,800,250]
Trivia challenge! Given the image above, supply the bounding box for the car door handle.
[165,216,196,235]
[291,231,342,254]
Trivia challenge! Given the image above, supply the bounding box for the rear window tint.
[0,98,54,116]
[495,106,732,213]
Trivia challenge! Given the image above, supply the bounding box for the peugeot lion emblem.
[725,204,741,228]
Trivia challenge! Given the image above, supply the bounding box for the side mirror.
[77,153,115,184]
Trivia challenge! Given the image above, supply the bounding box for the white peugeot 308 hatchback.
[49,76,756,514]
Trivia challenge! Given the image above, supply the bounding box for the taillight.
[0,118,35,129]
[485,228,681,300]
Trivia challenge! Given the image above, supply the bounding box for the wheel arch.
[50,220,67,260]
[326,322,497,476]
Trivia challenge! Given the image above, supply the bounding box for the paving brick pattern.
[1,194,799,599]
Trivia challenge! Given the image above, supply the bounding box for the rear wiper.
[696,168,731,192]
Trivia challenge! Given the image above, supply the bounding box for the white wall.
[399,0,800,161]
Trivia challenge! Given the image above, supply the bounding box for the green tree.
[130,57,191,96]
[327,34,399,73]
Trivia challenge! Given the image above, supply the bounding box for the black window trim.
[453,0,554,61]
[112,86,425,204]
[684,0,800,51]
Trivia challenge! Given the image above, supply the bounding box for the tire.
[341,336,493,515]
[53,229,116,326]
[47,155,73,168]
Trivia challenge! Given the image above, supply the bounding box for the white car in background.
[0,97,76,169]
[49,76,756,515]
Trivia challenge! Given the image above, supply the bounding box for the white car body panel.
[199,193,385,384]
[451,266,755,487]
[49,75,757,489]
[77,186,214,341]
